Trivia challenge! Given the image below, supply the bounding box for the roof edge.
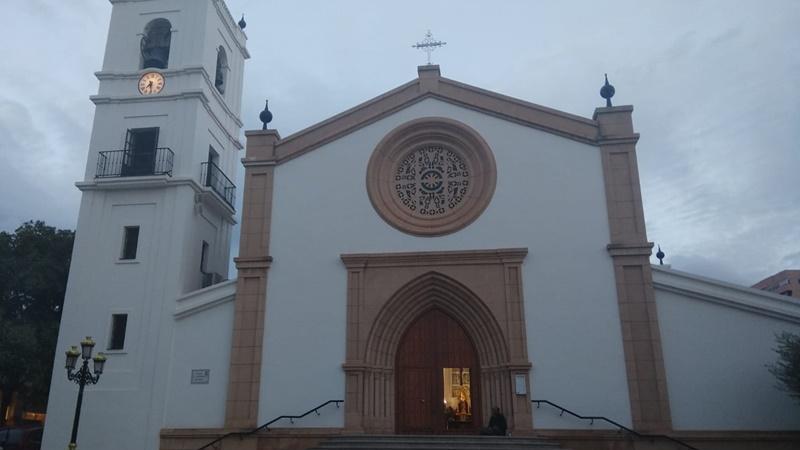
[266,69,604,164]
[652,266,800,323]
[174,279,237,320]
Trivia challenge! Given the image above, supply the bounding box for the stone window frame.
[366,117,497,236]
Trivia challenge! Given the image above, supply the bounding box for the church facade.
[42,1,800,450]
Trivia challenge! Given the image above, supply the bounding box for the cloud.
[782,251,800,268]
[0,99,80,231]
[3,0,797,289]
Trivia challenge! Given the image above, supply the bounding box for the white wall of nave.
[260,97,632,429]
[654,268,800,430]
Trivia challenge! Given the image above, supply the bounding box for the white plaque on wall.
[191,369,210,384]
[514,374,527,395]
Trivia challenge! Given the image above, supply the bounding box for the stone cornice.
[94,65,244,129]
[241,159,276,168]
[173,279,237,320]
[260,68,613,165]
[340,248,528,269]
[592,105,634,119]
[435,77,598,141]
[96,66,208,81]
[596,135,640,145]
[273,80,422,163]
[653,266,800,323]
[607,242,654,257]
[233,256,273,270]
[91,89,243,150]
[76,176,237,222]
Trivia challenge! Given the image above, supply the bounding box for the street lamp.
[64,336,107,450]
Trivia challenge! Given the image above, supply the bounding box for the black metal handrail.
[96,148,174,178]
[196,399,343,450]
[201,162,236,208]
[532,399,700,450]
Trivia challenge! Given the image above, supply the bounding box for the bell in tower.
[140,18,172,69]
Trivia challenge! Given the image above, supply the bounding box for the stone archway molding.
[366,271,509,366]
[340,248,532,434]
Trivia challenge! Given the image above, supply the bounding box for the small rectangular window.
[121,226,140,260]
[108,314,128,350]
[200,241,209,273]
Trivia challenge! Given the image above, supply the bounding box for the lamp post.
[64,336,107,450]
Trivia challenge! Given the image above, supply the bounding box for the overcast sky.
[1,0,797,287]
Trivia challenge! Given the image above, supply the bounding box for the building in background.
[42,1,800,450]
[753,270,800,299]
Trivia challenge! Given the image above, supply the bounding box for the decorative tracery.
[394,146,471,217]
[367,117,496,236]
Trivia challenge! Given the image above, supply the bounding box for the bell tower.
[42,1,247,450]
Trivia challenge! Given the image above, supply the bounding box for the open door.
[396,309,480,434]
[122,128,159,176]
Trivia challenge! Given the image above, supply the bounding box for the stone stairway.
[308,434,565,450]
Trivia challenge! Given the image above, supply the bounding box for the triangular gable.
[271,65,601,164]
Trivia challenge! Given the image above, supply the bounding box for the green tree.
[0,221,74,425]
[768,331,800,402]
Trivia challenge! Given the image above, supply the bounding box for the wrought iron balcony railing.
[201,162,236,208]
[95,148,174,178]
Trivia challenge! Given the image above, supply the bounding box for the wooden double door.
[396,308,480,434]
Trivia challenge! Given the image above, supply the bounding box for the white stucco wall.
[43,188,187,450]
[42,2,245,450]
[654,267,800,430]
[260,97,631,429]
[164,292,234,428]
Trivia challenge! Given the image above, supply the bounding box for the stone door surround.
[340,248,532,433]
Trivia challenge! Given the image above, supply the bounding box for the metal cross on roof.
[412,30,446,65]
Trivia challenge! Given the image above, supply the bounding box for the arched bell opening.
[214,46,228,94]
[140,18,172,69]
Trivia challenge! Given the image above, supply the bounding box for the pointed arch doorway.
[341,249,533,434]
[396,308,480,434]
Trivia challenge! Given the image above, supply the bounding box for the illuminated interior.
[442,367,472,429]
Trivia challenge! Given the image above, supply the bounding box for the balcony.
[201,162,236,208]
[96,148,174,178]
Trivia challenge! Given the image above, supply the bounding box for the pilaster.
[595,106,672,432]
[224,129,279,428]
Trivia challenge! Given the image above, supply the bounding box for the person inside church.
[480,407,507,436]
[457,392,470,417]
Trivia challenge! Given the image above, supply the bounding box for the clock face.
[138,72,165,95]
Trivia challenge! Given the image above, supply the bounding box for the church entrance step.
[309,434,565,450]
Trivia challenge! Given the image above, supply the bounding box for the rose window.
[367,118,496,236]
[394,146,471,217]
